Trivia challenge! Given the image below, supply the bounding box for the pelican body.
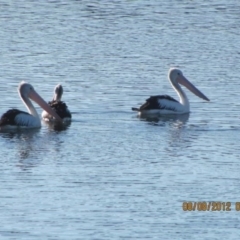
[42,84,71,122]
[0,82,62,130]
[132,68,209,116]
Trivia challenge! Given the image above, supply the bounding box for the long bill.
[177,76,210,101]
[29,90,62,122]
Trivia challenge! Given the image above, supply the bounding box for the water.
[0,0,240,239]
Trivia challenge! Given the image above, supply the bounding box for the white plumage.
[132,68,209,116]
[0,82,62,130]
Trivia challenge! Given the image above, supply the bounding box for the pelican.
[0,81,62,129]
[42,84,71,122]
[132,68,210,116]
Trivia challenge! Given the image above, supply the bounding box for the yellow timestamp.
[182,202,240,211]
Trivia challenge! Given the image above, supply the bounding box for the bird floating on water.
[42,84,71,122]
[132,68,209,116]
[0,81,62,130]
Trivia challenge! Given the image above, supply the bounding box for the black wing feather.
[132,95,179,111]
[0,109,30,126]
[48,101,72,119]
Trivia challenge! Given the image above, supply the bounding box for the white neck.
[170,78,190,109]
[53,93,61,101]
[21,95,40,120]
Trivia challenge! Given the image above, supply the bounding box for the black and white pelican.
[0,81,62,130]
[132,68,210,116]
[42,84,71,122]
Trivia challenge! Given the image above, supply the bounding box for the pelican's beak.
[29,90,62,122]
[177,76,210,101]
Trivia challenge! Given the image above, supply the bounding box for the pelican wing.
[132,95,179,112]
[0,109,32,127]
[49,101,72,119]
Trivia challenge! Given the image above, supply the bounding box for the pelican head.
[168,68,184,83]
[18,81,35,98]
[53,84,63,101]
[168,68,210,101]
[18,81,62,122]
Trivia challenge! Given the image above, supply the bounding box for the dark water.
[0,1,240,239]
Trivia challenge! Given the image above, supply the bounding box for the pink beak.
[177,76,210,101]
[29,90,62,122]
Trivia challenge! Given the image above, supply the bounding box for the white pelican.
[42,84,71,122]
[132,68,210,116]
[0,81,62,129]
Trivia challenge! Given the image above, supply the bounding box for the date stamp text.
[182,202,240,211]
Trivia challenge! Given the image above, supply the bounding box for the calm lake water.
[0,0,240,239]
